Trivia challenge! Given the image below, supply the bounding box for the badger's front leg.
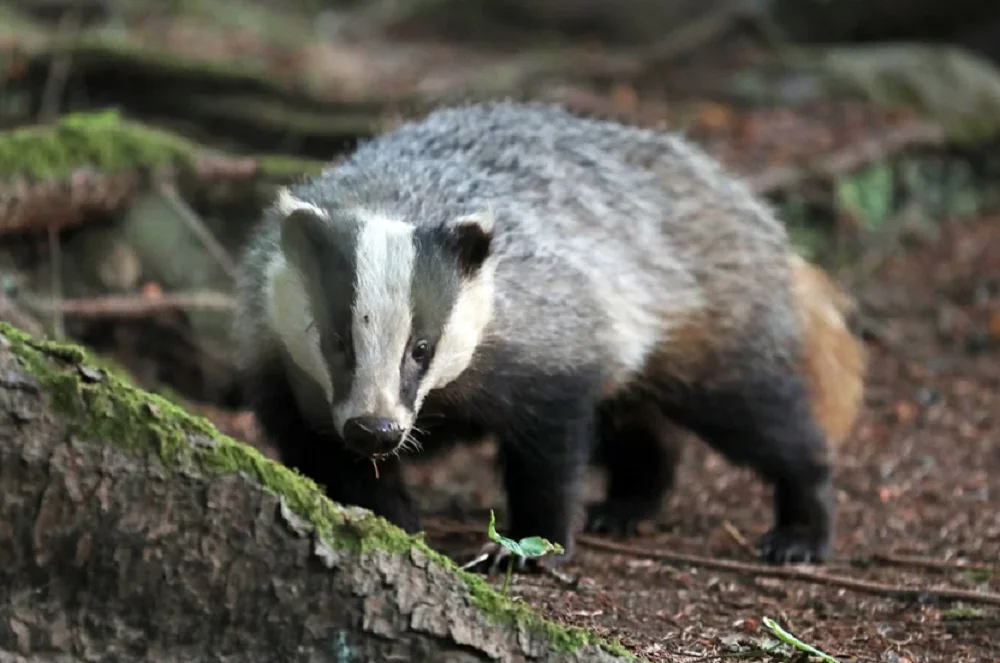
[467,401,594,575]
[247,355,421,533]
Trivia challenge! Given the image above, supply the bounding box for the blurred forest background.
[1,0,999,661]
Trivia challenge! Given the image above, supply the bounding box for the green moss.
[941,606,987,620]
[0,322,346,539]
[0,322,642,661]
[0,110,188,181]
[0,109,325,183]
[462,571,638,658]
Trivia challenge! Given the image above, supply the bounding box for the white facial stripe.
[414,263,495,413]
[275,187,329,220]
[333,211,416,433]
[266,254,333,399]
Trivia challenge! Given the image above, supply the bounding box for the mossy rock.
[0,321,641,661]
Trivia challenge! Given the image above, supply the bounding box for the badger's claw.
[759,526,830,565]
[584,499,649,539]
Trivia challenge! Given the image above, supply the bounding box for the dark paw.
[584,500,651,539]
[759,527,830,564]
[461,541,572,575]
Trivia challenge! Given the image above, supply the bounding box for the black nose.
[342,416,403,456]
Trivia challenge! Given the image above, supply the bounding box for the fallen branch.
[19,291,238,318]
[0,323,642,662]
[155,181,238,282]
[577,535,1000,608]
[866,552,1000,576]
[747,119,947,195]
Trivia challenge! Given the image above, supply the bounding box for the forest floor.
[216,212,1000,663]
[3,3,1000,661]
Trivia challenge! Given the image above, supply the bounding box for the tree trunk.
[0,324,639,663]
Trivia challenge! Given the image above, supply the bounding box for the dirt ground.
[212,211,1000,663]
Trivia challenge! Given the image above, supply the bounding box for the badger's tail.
[789,254,866,446]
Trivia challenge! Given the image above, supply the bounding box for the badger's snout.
[342,415,404,456]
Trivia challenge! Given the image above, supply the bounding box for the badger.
[233,101,866,569]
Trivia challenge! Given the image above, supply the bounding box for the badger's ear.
[442,212,494,276]
[276,188,329,274]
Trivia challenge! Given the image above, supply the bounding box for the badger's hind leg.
[667,369,834,564]
[585,399,684,538]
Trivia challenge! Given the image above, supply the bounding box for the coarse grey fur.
[236,101,799,400]
[234,100,831,568]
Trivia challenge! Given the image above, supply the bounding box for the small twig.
[38,2,84,122]
[577,535,1000,607]
[21,291,237,318]
[682,648,789,661]
[155,182,239,282]
[537,563,582,591]
[867,552,999,576]
[722,520,756,556]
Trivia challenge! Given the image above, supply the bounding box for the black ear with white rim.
[443,213,494,276]
[277,188,329,278]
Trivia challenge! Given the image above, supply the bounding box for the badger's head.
[267,188,496,459]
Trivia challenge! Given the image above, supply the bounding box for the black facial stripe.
[399,226,465,409]
[292,215,359,403]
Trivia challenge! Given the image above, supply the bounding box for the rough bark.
[0,324,641,663]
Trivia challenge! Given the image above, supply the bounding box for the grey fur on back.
[235,101,800,391]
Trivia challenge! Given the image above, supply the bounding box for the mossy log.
[0,110,325,236]
[0,323,642,663]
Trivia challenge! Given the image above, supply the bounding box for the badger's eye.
[325,334,347,357]
[411,339,430,364]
